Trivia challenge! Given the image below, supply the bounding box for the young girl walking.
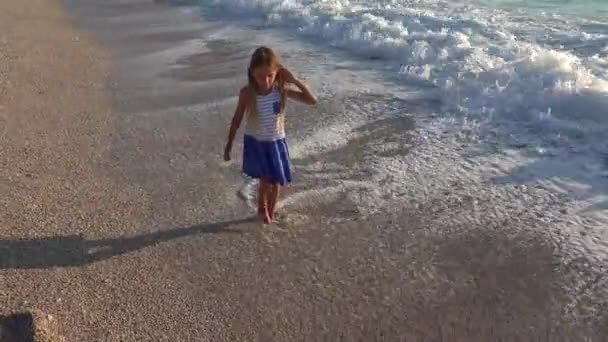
[224,46,318,224]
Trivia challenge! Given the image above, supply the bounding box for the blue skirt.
[242,134,292,185]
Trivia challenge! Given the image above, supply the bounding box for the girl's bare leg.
[268,182,281,221]
[257,179,271,224]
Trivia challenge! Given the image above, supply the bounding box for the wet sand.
[1,0,607,340]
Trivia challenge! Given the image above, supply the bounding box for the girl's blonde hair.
[246,46,287,132]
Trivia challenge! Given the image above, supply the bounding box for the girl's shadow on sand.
[0,218,252,270]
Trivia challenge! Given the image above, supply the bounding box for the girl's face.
[252,65,278,93]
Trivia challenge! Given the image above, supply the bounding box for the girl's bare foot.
[271,210,286,223]
[258,207,272,224]
[269,208,283,223]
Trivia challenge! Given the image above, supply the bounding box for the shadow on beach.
[0,218,252,270]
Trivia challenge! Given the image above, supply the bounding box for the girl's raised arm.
[224,87,249,161]
[280,68,318,105]
[286,80,318,105]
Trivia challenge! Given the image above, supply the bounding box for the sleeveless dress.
[242,87,292,185]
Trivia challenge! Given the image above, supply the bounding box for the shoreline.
[1,0,607,340]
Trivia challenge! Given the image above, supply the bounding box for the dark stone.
[0,312,35,342]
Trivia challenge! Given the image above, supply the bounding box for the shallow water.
[479,0,608,17]
[185,0,608,327]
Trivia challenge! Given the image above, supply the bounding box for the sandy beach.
[1,0,607,340]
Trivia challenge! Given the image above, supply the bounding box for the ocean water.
[191,0,608,260]
[479,0,608,17]
[197,0,608,144]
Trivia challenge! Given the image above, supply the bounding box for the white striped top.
[244,87,285,141]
